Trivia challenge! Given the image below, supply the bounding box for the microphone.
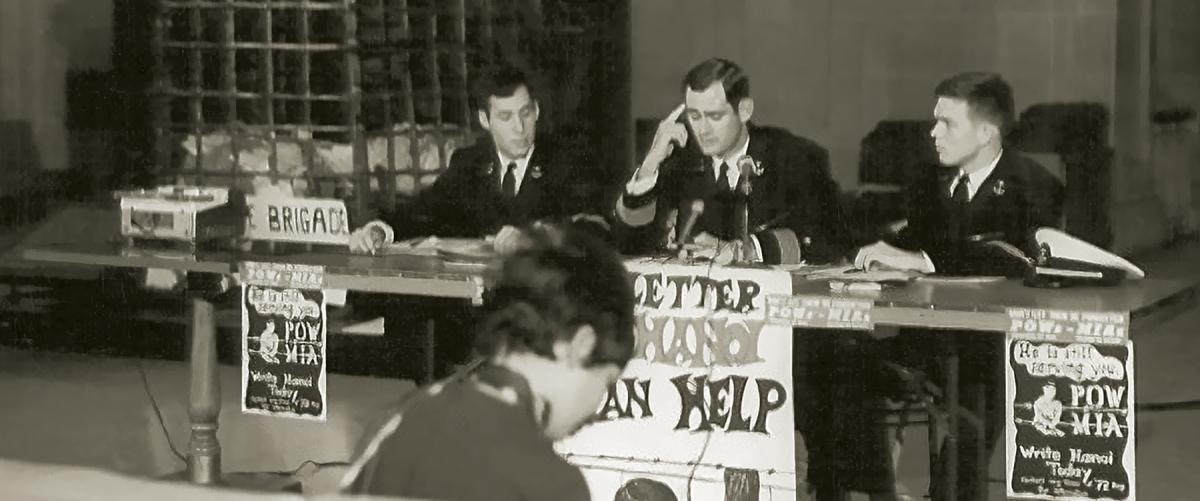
[736,156,761,196]
[676,199,705,245]
[733,156,762,262]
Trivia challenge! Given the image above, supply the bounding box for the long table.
[22,241,1197,498]
[792,276,1195,332]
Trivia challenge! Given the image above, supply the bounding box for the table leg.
[187,296,222,485]
[943,339,959,501]
[928,392,939,494]
[424,318,436,384]
[825,332,847,501]
[973,382,988,500]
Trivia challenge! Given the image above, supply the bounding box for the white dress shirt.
[949,150,1003,201]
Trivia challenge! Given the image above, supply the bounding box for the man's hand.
[853,241,935,273]
[692,232,720,248]
[689,232,749,265]
[491,225,527,256]
[348,220,394,254]
[636,103,688,182]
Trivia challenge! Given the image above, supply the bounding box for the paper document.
[797,264,919,283]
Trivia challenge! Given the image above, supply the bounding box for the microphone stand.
[734,157,759,265]
[671,199,705,260]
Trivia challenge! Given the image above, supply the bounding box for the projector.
[115,185,245,247]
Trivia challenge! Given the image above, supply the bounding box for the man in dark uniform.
[350,64,606,250]
[844,72,1064,500]
[615,57,853,501]
[855,73,1064,275]
[614,58,847,265]
[345,65,607,379]
[342,224,635,501]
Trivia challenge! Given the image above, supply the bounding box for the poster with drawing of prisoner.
[240,261,328,421]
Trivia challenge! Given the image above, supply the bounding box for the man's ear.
[553,325,596,368]
[737,97,755,123]
[976,120,999,145]
[477,109,491,131]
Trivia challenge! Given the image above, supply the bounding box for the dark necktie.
[716,161,731,191]
[948,171,970,239]
[951,171,970,205]
[502,162,517,199]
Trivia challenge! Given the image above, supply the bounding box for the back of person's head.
[476,224,635,369]
[682,58,750,109]
[934,71,1015,135]
[614,477,679,501]
[471,64,536,115]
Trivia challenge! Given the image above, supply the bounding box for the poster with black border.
[1005,307,1135,500]
[240,261,328,421]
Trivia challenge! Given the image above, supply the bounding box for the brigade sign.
[245,195,351,245]
[556,262,797,501]
[1005,307,1134,500]
[240,261,328,421]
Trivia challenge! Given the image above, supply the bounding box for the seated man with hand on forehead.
[618,58,859,501]
[615,58,848,265]
[342,223,635,501]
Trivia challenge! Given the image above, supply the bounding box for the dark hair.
[475,224,635,369]
[934,72,1015,135]
[682,58,750,109]
[614,478,678,501]
[471,64,536,115]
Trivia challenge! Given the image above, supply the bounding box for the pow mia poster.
[240,261,328,421]
[1005,308,1135,500]
[556,261,796,501]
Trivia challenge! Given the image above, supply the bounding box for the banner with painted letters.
[557,260,796,501]
[1005,307,1134,500]
[240,261,328,421]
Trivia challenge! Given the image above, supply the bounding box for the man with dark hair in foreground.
[343,223,635,501]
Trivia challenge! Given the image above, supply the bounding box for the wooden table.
[24,241,1198,497]
[23,242,485,486]
[791,276,1197,331]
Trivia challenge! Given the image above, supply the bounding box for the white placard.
[245,196,351,245]
[557,262,797,501]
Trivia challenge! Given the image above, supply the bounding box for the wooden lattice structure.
[149,0,630,221]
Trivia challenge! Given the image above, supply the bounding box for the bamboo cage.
[149,0,628,222]
[151,0,479,221]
